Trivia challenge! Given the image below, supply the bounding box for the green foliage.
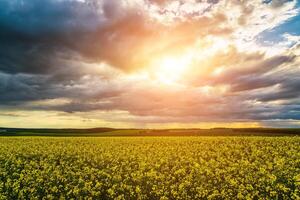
[0,137,299,199]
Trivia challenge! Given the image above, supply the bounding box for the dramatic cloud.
[0,0,299,128]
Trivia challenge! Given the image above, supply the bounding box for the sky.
[0,0,300,128]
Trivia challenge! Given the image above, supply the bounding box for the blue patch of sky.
[256,0,300,46]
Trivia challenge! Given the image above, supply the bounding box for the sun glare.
[153,55,191,85]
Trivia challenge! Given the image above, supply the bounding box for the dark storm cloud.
[0,0,103,74]
[225,55,296,92]
[0,70,124,106]
[0,0,125,73]
[258,78,300,102]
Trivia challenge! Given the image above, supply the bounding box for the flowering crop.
[0,137,299,199]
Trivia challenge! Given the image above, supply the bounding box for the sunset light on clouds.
[0,0,300,128]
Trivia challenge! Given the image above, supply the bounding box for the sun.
[156,58,185,84]
[152,55,191,85]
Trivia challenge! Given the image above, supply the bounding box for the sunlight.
[212,66,225,76]
[153,55,191,85]
[156,57,185,84]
